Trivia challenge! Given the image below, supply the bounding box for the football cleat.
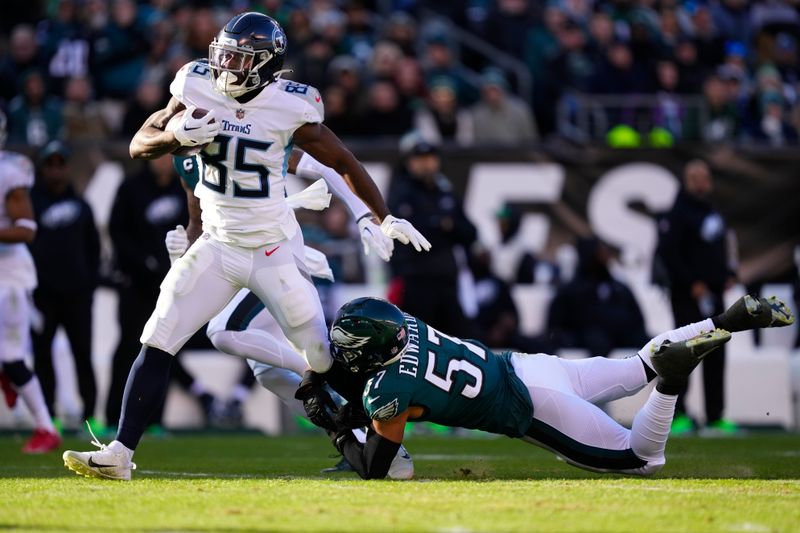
[387,444,414,480]
[321,445,414,479]
[320,457,354,474]
[63,423,136,481]
[651,329,731,385]
[719,295,795,332]
[22,428,62,454]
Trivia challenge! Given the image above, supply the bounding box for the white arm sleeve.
[295,152,372,221]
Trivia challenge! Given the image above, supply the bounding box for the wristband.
[14,219,37,231]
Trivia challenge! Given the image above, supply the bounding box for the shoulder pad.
[181,60,211,79]
[170,60,211,102]
[276,80,324,124]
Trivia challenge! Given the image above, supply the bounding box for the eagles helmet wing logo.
[371,398,399,421]
[330,326,370,349]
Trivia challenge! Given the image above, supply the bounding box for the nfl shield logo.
[236,108,245,120]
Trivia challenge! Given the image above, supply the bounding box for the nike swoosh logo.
[87,456,117,469]
[184,125,201,131]
[367,396,380,405]
[265,246,281,256]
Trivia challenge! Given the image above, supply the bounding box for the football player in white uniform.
[63,12,428,480]
[164,149,413,479]
[0,111,62,453]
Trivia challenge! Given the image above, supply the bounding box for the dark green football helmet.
[329,297,409,374]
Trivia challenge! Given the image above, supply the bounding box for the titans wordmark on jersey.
[169,60,325,248]
[362,315,534,438]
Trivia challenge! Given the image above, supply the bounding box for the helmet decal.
[273,27,287,55]
[331,325,370,349]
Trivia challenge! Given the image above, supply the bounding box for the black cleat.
[718,295,795,332]
[321,457,354,474]
[651,329,731,392]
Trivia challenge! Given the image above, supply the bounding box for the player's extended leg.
[63,238,240,480]
[248,359,306,417]
[514,329,729,476]
[207,289,309,375]
[0,286,60,453]
[245,233,331,372]
[557,317,720,404]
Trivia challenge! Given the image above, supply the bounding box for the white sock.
[18,377,55,432]
[630,389,677,463]
[637,318,715,372]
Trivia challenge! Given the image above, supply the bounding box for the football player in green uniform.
[316,294,793,479]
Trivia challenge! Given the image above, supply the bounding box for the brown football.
[167,107,214,156]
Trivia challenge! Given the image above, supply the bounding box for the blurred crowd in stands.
[3,0,800,163]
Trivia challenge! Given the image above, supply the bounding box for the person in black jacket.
[547,237,649,357]
[386,132,478,337]
[29,141,100,429]
[471,245,553,353]
[106,155,217,430]
[658,159,738,435]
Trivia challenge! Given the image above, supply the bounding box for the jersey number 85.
[201,134,273,198]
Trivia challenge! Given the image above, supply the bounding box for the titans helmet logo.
[272,27,287,54]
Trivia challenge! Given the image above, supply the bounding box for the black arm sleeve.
[331,429,400,480]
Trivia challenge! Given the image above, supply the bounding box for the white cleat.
[388,444,414,480]
[63,424,136,481]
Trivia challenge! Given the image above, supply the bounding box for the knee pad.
[161,243,215,297]
[277,288,318,328]
[254,264,320,329]
[3,360,33,387]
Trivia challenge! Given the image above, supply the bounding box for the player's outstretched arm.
[293,123,390,220]
[328,408,410,480]
[129,96,185,160]
[293,124,431,252]
[0,188,36,243]
[287,148,394,261]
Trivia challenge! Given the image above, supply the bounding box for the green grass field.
[1,432,799,532]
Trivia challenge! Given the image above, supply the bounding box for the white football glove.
[165,225,189,264]
[172,106,220,147]
[380,215,432,252]
[358,217,394,261]
[285,179,332,211]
